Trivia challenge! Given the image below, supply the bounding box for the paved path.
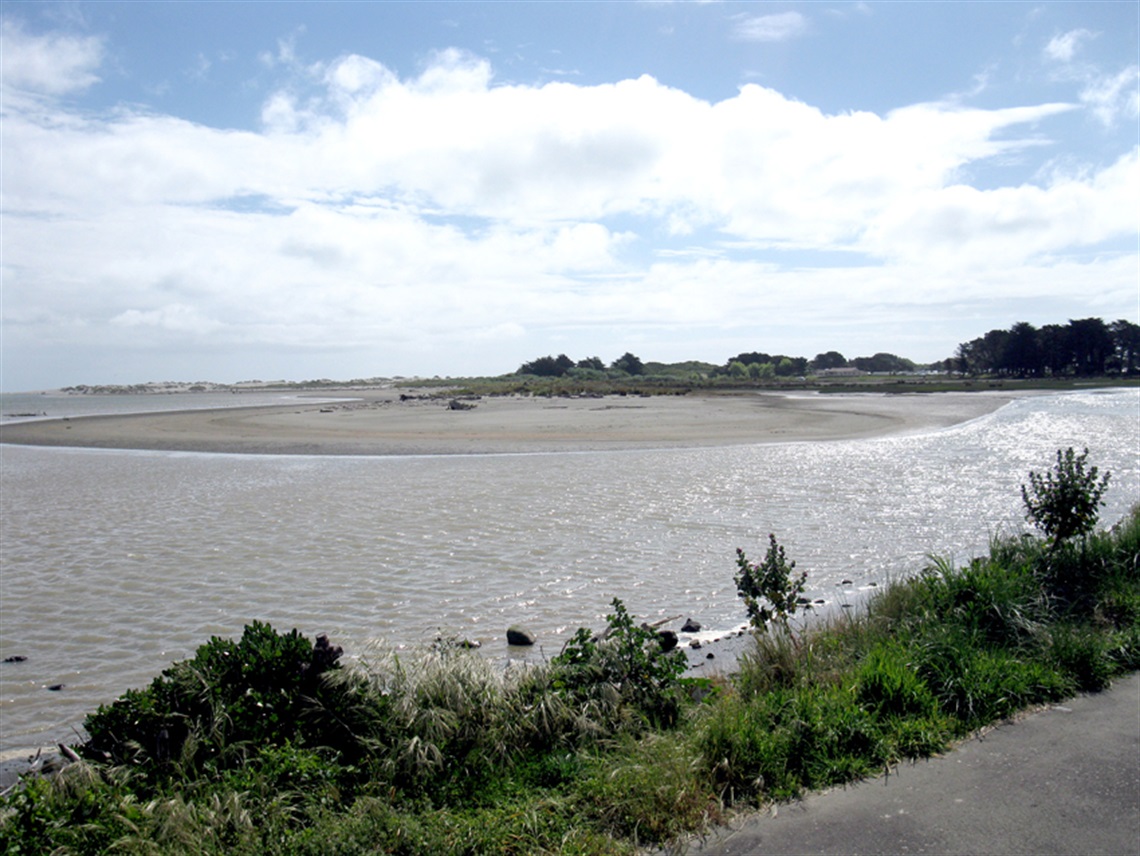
[683,673,1140,856]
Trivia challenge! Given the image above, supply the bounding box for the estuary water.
[1,389,1137,753]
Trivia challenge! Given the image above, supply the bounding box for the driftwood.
[599,613,682,640]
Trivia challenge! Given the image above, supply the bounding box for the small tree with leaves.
[1021,447,1111,547]
[734,534,810,633]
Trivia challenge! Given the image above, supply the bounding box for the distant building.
[815,367,864,378]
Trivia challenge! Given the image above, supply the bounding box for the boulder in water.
[506,626,536,646]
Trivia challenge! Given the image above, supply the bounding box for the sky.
[1,1,1137,390]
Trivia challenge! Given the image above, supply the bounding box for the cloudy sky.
[2,2,1137,390]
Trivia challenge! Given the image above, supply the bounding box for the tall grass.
[4,508,1137,854]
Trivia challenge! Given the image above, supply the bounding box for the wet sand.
[0,390,1017,456]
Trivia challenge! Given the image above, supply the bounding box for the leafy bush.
[1021,447,1111,546]
[734,534,810,633]
[551,598,688,727]
[81,621,345,776]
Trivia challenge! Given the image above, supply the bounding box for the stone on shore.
[506,626,537,646]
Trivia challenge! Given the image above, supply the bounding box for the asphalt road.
[681,672,1140,856]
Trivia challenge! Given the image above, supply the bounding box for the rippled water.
[1,390,1137,752]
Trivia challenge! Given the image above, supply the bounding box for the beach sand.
[0,389,1017,456]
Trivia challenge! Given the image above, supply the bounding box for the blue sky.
[2,1,1137,389]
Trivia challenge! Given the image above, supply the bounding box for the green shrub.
[1021,447,1111,546]
[734,535,810,633]
[81,621,345,777]
[551,598,688,728]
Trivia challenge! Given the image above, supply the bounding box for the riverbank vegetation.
[53,316,1136,400]
[3,453,1138,854]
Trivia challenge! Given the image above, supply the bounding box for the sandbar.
[0,390,1020,456]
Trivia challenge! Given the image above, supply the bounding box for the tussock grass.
[5,508,1137,854]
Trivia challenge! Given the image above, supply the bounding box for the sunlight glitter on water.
[0,390,1136,752]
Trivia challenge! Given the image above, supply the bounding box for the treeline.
[516,352,645,377]
[513,317,1136,383]
[515,348,917,380]
[953,318,1139,378]
[718,350,915,378]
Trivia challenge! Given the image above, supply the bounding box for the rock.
[46,684,64,691]
[681,618,701,633]
[841,579,853,586]
[506,626,536,646]
[658,630,678,651]
[706,652,715,659]
[689,639,702,649]
[3,655,27,663]
[311,634,343,671]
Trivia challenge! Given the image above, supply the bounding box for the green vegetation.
[954,317,1139,378]
[4,454,1138,855]
[1021,447,1111,547]
[734,535,811,633]
[57,315,1137,398]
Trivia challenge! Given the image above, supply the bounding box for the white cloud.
[1042,28,1137,128]
[863,147,1140,266]
[2,39,1135,386]
[0,18,103,95]
[1044,28,1095,63]
[1080,66,1140,128]
[732,11,808,43]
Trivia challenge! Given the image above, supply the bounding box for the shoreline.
[0,389,1019,457]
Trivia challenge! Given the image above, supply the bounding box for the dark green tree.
[1110,319,1140,374]
[811,351,847,371]
[1067,318,1113,376]
[851,352,916,374]
[1039,324,1074,376]
[611,352,645,375]
[1001,321,1043,377]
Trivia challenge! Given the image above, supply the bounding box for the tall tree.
[1001,321,1043,377]
[955,340,977,375]
[1067,318,1113,376]
[1110,319,1140,374]
[1038,324,1073,376]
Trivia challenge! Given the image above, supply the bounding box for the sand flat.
[0,390,1016,456]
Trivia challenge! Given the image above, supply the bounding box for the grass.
[3,507,1137,855]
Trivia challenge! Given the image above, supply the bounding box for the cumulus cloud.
[2,34,1135,385]
[1044,28,1095,63]
[732,11,808,43]
[863,147,1140,266]
[0,18,103,95]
